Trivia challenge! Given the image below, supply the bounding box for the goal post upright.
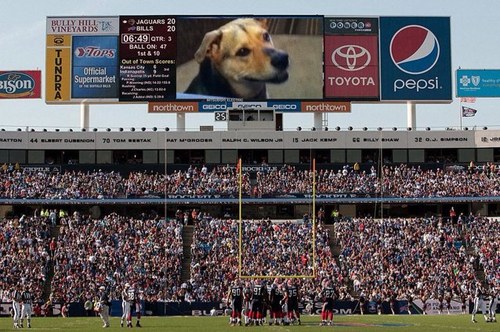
[312,157,317,279]
[238,158,243,278]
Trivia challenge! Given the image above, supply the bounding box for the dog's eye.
[263,32,271,42]
[236,47,251,57]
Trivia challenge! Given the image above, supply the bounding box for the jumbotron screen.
[45,15,451,104]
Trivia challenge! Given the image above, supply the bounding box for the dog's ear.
[254,18,269,29]
[194,30,223,63]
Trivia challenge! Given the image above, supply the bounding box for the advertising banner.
[324,17,379,100]
[46,17,120,103]
[379,17,452,102]
[0,70,41,99]
[45,34,72,102]
[300,101,350,112]
[456,69,500,97]
[324,17,378,35]
[148,101,199,113]
[324,35,379,100]
[71,36,119,99]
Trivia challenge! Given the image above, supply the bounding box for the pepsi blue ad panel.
[71,36,119,99]
[456,69,500,97]
[379,17,452,102]
[175,16,323,101]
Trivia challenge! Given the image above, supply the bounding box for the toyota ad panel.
[324,17,379,100]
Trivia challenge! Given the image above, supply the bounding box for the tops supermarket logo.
[74,46,115,58]
[390,25,440,75]
[0,72,36,98]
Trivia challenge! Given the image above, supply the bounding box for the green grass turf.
[0,314,497,331]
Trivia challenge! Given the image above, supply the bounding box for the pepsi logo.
[390,25,440,75]
[332,45,371,72]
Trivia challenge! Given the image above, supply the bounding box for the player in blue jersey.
[226,280,244,326]
[320,279,338,326]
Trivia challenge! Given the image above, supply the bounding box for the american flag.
[462,106,477,117]
[460,97,476,103]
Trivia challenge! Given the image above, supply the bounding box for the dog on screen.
[185,18,289,100]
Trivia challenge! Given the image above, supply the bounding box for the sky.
[0,0,499,132]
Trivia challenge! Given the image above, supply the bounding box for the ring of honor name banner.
[119,16,177,101]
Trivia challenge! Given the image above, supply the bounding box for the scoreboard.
[119,16,177,101]
[46,16,178,103]
[45,15,451,104]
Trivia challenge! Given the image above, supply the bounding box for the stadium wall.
[2,300,497,317]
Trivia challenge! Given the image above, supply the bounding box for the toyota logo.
[331,45,371,71]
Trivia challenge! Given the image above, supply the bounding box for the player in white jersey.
[98,285,111,328]
[487,287,498,323]
[11,284,23,329]
[471,284,488,323]
[21,285,34,328]
[120,283,133,328]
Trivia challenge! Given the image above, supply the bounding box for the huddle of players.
[226,278,340,327]
[226,278,301,326]
[11,284,34,329]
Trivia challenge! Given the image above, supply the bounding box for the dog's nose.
[266,49,289,70]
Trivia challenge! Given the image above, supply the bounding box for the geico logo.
[233,104,263,108]
[393,77,440,92]
[272,104,297,110]
[328,76,375,86]
[202,104,226,110]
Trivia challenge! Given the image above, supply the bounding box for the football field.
[0,315,497,331]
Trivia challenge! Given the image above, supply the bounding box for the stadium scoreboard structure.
[45,15,452,106]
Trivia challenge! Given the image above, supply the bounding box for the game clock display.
[119,16,177,102]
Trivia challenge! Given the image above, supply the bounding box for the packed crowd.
[241,220,314,276]
[189,217,239,302]
[188,215,345,303]
[379,164,500,197]
[0,210,497,308]
[255,164,500,197]
[0,215,52,302]
[333,216,481,302]
[467,216,500,291]
[126,165,250,197]
[1,163,500,199]
[0,168,125,199]
[255,165,377,196]
[51,212,183,303]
